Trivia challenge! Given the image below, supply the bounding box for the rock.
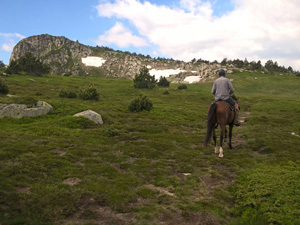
[73,110,103,124]
[0,101,53,119]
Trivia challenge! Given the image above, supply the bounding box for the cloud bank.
[96,0,300,70]
[0,33,25,52]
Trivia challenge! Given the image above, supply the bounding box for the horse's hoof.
[219,147,223,157]
[214,147,219,154]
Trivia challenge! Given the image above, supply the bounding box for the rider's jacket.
[211,76,234,101]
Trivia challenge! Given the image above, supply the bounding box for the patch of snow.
[149,68,185,80]
[184,76,202,83]
[147,65,152,69]
[82,56,106,67]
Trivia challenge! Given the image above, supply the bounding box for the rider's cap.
[219,69,226,76]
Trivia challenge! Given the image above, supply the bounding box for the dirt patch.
[157,208,221,225]
[63,177,81,186]
[62,196,136,225]
[49,148,66,156]
[111,163,126,173]
[92,152,99,156]
[239,111,251,123]
[144,184,176,197]
[74,161,84,166]
[16,186,30,194]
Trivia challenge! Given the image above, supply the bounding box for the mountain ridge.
[10,34,296,82]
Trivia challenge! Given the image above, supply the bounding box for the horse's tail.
[204,103,217,147]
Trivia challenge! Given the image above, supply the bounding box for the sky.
[1,0,300,70]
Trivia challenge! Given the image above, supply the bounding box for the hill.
[0,69,300,224]
[10,34,297,82]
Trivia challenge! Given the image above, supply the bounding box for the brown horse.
[204,101,235,157]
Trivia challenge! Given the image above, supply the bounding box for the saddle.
[215,100,235,111]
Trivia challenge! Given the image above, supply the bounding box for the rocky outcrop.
[73,110,103,124]
[10,34,92,76]
[0,101,53,119]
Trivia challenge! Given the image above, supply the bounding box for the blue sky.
[1,0,300,70]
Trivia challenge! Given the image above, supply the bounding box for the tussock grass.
[0,71,300,224]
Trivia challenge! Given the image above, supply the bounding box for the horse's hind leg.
[224,128,227,143]
[229,125,233,149]
[219,125,226,157]
[213,128,219,153]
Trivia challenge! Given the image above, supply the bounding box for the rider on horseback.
[211,69,241,126]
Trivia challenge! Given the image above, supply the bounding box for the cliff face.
[10,34,92,76]
[10,34,233,81]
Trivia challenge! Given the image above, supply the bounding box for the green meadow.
[0,71,300,225]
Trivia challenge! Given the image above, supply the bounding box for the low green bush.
[0,78,9,94]
[59,90,77,98]
[129,95,153,112]
[233,161,300,225]
[78,86,99,100]
[177,84,187,89]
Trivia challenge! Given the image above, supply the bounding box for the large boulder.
[73,110,103,124]
[0,101,53,119]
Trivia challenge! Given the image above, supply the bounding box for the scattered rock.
[73,110,103,124]
[0,101,53,119]
[2,72,9,77]
[7,94,18,98]
[49,148,66,156]
[63,177,81,186]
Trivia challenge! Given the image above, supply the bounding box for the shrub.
[129,95,153,112]
[133,66,156,89]
[0,78,9,94]
[59,90,77,98]
[0,60,5,68]
[233,162,300,224]
[5,52,50,76]
[78,86,99,100]
[177,84,187,90]
[157,76,170,87]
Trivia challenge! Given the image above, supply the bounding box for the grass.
[0,71,300,224]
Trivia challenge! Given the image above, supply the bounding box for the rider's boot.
[234,103,241,126]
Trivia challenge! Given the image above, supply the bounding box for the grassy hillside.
[0,71,300,225]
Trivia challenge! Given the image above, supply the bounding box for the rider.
[211,69,241,126]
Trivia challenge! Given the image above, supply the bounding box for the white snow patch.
[149,68,185,80]
[82,56,106,67]
[184,76,202,83]
[147,65,152,69]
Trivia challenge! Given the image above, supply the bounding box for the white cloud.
[0,33,25,39]
[95,22,148,48]
[1,40,15,51]
[96,0,300,70]
[0,33,26,52]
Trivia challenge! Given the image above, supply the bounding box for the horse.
[204,100,237,157]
